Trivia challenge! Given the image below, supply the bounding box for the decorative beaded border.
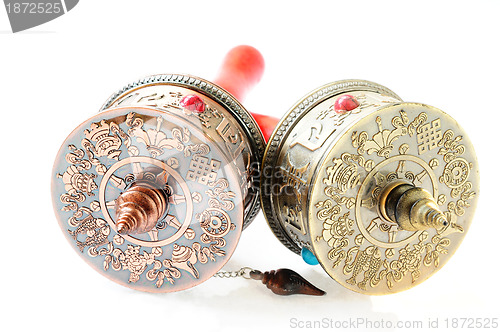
[260,80,402,254]
[100,74,266,229]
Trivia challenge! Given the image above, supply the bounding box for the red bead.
[334,94,359,114]
[180,94,205,113]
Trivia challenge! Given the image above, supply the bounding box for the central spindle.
[378,180,448,232]
[115,180,168,235]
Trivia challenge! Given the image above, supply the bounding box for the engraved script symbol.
[213,112,245,161]
[283,204,306,235]
[290,123,328,151]
[279,154,309,202]
[214,113,238,144]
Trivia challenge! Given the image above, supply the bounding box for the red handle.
[214,45,279,142]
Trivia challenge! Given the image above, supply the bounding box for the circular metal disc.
[309,103,478,294]
[52,106,244,292]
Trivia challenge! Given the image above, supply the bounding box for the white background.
[1,1,499,331]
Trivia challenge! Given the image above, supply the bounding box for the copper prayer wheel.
[260,80,479,295]
[52,47,266,292]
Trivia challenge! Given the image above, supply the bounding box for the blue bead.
[301,247,319,265]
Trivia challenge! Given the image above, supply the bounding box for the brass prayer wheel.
[52,74,265,292]
[261,80,479,295]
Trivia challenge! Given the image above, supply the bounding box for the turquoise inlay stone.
[301,247,319,265]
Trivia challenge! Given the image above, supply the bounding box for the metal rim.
[260,80,402,254]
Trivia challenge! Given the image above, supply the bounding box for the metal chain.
[212,267,254,279]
